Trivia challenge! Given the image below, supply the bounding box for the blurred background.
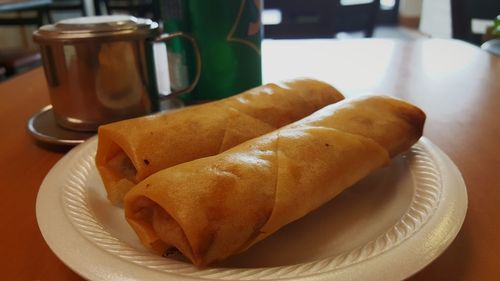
[1,0,499,81]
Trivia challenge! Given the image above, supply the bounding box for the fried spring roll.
[96,79,344,205]
[124,95,426,266]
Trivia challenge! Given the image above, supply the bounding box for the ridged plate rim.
[36,136,467,281]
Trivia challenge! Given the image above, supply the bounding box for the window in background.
[262,9,282,25]
[341,0,374,5]
[340,0,396,9]
[263,0,400,39]
[381,0,396,10]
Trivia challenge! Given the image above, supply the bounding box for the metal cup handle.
[155,32,202,98]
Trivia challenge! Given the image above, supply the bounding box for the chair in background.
[47,0,87,23]
[103,0,159,21]
[264,0,337,38]
[0,48,41,78]
[451,0,500,45]
[263,0,381,39]
[335,0,381,37]
[0,65,6,81]
[0,1,50,79]
[0,1,49,27]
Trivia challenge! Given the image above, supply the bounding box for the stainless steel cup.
[33,15,200,131]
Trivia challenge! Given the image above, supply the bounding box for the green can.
[161,0,262,102]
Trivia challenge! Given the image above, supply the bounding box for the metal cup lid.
[33,15,159,43]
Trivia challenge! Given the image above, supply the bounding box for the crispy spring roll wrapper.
[96,79,344,205]
[124,95,426,266]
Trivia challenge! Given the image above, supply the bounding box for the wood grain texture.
[1,38,499,280]
[0,68,82,280]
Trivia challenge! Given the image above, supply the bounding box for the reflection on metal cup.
[33,15,200,132]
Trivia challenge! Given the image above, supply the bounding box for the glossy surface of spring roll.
[96,79,344,205]
[124,95,426,266]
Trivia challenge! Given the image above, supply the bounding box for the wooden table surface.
[1,38,499,280]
